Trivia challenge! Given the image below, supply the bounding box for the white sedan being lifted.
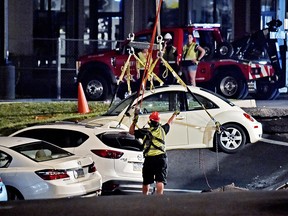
[83,85,263,153]
[0,137,102,200]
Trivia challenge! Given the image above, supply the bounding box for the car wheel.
[202,43,215,61]
[216,42,234,58]
[216,73,246,99]
[82,75,108,101]
[239,83,249,99]
[7,187,24,200]
[215,123,246,154]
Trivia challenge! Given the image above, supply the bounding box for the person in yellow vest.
[136,47,152,90]
[182,33,206,86]
[161,33,179,84]
[129,110,179,195]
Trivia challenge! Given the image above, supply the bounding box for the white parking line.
[261,138,288,147]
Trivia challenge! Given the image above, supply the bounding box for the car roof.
[143,85,234,104]
[0,136,42,148]
[136,85,213,98]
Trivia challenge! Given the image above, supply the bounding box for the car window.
[105,92,138,116]
[140,91,185,114]
[0,151,12,168]
[15,128,89,148]
[198,31,215,46]
[11,141,73,162]
[97,132,143,151]
[186,92,218,110]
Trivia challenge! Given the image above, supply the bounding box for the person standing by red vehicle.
[182,33,206,86]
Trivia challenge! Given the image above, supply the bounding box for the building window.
[261,0,277,29]
[187,0,232,41]
[86,0,123,51]
[161,0,180,27]
[98,0,122,12]
[34,0,65,12]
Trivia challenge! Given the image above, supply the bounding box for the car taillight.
[91,149,124,159]
[243,113,254,122]
[35,169,70,180]
[88,162,97,173]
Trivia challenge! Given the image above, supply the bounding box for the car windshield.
[103,92,138,116]
[11,141,73,162]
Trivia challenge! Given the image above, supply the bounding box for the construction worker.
[129,110,179,195]
[182,33,206,86]
[161,33,179,84]
[135,47,152,90]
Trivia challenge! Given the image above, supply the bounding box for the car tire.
[216,42,234,59]
[216,73,246,99]
[239,83,249,99]
[202,43,215,60]
[82,75,109,101]
[7,187,24,200]
[214,123,246,154]
[251,82,280,100]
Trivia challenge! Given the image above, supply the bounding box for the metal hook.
[128,47,135,55]
[128,33,135,41]
[156,35,163,43]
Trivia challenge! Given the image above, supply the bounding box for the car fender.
[205,110,261,144]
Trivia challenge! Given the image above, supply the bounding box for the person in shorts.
[129,110,179,195]
[182,33,206,86]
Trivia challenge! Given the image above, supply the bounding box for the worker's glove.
[173,110,180,116]
[133,108,140,124]
[134,107,140,115]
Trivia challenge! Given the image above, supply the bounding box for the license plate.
[133,162,143,171]
[74,168,84,179]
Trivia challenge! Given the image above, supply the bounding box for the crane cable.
[135,0,164,109]
[159,48,224,175]
[130,0,135,34]
[131,0,223,134]
[116,0,163,128]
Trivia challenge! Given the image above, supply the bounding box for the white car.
[11,126,144,195]
[0,177,7,202]
[82,85,263,153]
[0,137,102,200]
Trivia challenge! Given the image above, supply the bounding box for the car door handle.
[176,116,185,120]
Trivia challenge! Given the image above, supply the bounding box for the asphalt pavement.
[1,191,288,215]
[166,140,288,192]
[1,93,288,215]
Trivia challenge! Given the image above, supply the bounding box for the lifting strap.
[159,51,223,133]
[136,0,164,106]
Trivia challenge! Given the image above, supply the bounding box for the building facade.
[0,0,287,98]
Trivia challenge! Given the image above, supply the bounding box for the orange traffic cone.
[78,82,90,114]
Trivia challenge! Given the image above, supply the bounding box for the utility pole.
[0,0,15,99]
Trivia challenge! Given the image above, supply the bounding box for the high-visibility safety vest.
[136,51,152,70]
[183,42,198,61]
[143,126,166,157]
